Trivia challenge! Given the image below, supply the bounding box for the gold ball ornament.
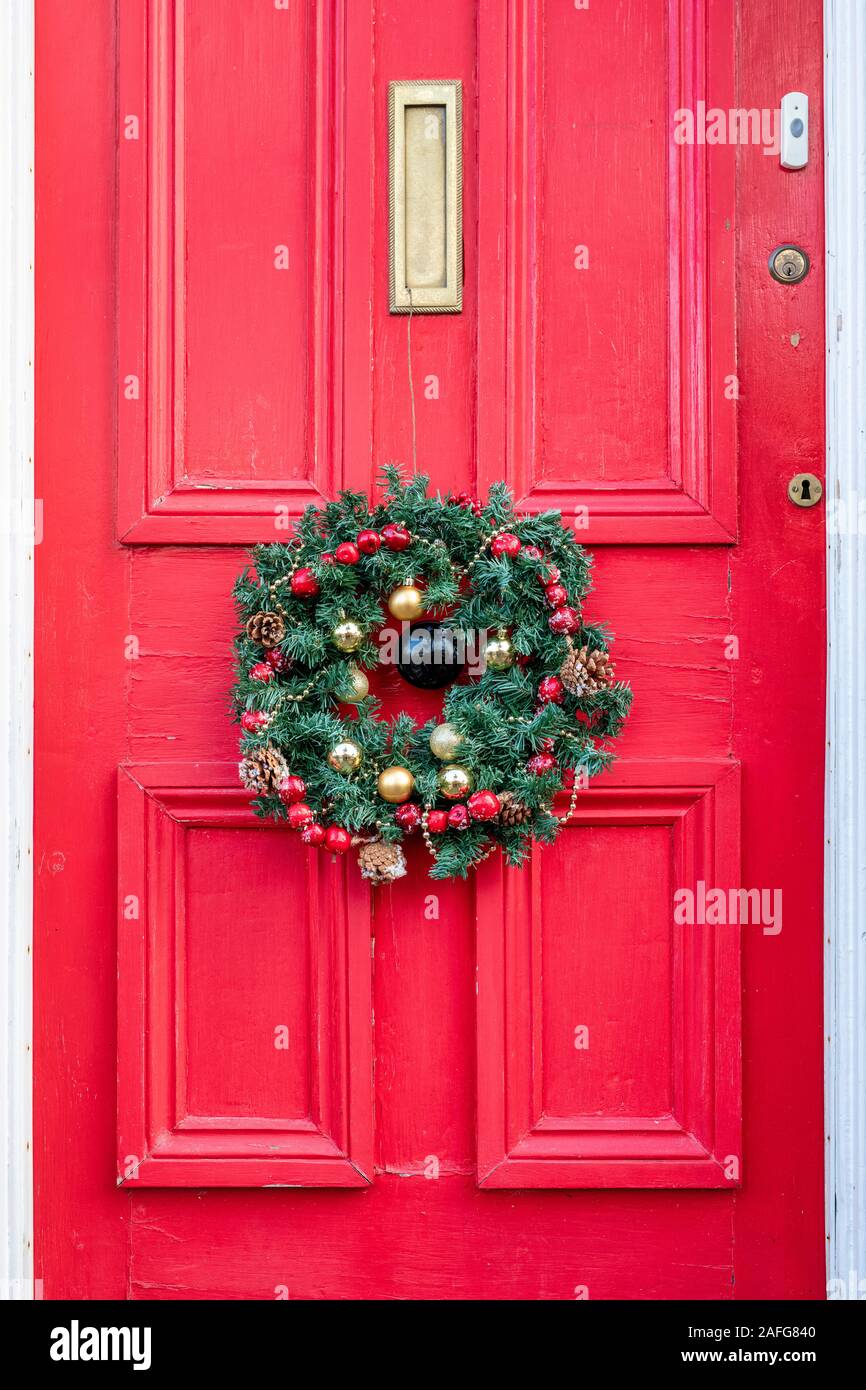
[429,721,464,762]
[331,619,364,653]
[377,765,416,804]
[327,739,363,774]
[485,631,515,671]
[341,664,369,703]
[437,764,474,800]
[387,584,425,621]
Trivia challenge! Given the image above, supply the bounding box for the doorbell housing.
[780,92,808,169]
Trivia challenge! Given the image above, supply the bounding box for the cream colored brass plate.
[389,80,462,313]
[788,473,823,507]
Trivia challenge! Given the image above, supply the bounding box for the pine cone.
[559,639,615,696]
[239,743,289,795]
[498,791,532,827]
[358,839,407,886]
[246,610,287,649]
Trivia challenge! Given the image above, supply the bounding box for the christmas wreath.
[231,467,631,882]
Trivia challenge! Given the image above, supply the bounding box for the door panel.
[181,0,313,485]
[117,0,373,542]
[477,0,737,541]
[477,762,740,1188]
[117,766,373,1186]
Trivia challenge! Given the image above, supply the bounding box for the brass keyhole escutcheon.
[769,244,810,285]
[788,473,823,508]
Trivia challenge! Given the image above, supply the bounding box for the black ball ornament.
[397,621,466,690]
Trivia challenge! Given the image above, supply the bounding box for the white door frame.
[0,3,863,1302]
[0,0,35,1302]
[824,0,866,1303]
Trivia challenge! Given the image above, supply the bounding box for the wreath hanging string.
[231,466,632,882]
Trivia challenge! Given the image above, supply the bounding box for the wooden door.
[36,0,826,1298]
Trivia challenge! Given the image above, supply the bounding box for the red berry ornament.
[395,803,422,834]
[290,567,319,597]
[266,647,291,672]
[335,541,360,566]
[286,802,314,829]
[448,804,471,830]
[381,523,411,552]
[301,822,326,847]
[426,809,448,834]
[539,564,560,585]
[241,710,270,732]
[545,583,568,609]
[278,775,306,805]
[524,545,543,560]
[467,790,501,822]
[537,675,565,704]
[321,552,335,565]
[249,662,274,683]
[549,605,580,635]
[527,752,557,776]
[324,825,352,854]
[357,529,381,555]
[491,532,522,559]
[449,490,481,514]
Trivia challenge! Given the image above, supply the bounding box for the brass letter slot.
[389,80,462,313]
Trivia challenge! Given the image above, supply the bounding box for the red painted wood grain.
[35,0,825,1298]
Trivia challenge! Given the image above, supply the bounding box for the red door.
[36,0,826,1298]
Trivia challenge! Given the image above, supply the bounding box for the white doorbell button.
[780,92,808,170]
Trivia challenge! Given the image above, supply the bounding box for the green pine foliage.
[231,466,632,880]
